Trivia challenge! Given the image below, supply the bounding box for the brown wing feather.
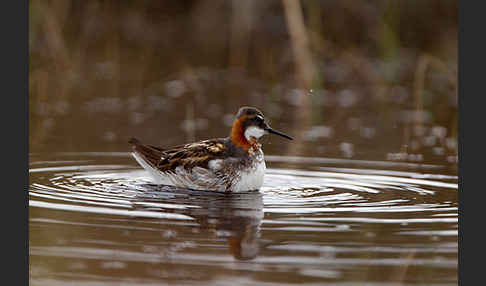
[129,137,228,172]
[128,137,166,163]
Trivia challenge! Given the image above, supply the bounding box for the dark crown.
[235,106,264,119]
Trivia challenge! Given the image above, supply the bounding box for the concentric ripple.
[29,152,458,285]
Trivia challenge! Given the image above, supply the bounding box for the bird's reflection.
[137,185,264,260]
[190,191,263,260]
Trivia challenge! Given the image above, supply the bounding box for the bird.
[128,106,293,192]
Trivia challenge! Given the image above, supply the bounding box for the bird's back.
[129,137,264,192]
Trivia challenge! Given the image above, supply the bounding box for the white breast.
[232,156,266,192]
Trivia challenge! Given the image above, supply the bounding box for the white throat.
[244,126,265,141]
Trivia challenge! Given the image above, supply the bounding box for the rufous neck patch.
[231,116,251,150]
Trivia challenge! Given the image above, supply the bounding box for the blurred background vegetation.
[29,0,457,169]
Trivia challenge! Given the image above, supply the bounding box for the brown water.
[29,65,458,285]
[29,152,457,285]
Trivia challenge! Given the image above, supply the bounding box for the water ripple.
[29,153,458,285]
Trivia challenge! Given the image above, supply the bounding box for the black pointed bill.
[265,127,293,140]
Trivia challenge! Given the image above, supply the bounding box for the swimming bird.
[129,106,293,192]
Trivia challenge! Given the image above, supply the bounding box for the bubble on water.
[335,224,350,231]
[445,137,457,150]
[431,126,447,138]
[337,89,358,107]
[365,232,376,238]
[447,156,458,163]
[101,261,127,269]
[423,136,437,146]
[42,118,55,129]
[165,80,186,98]
[433,147,445,156]
[387,152,407,161]
[103,131,117,142]
[215,230,232,236]
[359,127,376,139]
[303,126,333,141]
[162,230,178,239]
[408,154,423,162]
[339,142,354,158]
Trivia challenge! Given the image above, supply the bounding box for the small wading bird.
[129,106,293,192]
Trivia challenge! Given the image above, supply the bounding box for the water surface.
[29,152,457,285]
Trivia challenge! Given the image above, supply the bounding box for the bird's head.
[231,106,293,150]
